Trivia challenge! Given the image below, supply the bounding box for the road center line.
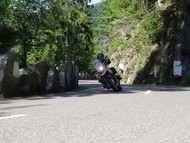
[144,90,152,95]
[0,114,27,120]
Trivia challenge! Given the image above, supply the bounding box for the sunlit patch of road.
[144,90,152,95]
[0,114,27,120]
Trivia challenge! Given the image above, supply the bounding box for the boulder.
[28,72,41,96]
[32,61,50,94]
[182,0,190,9]
[58,65,66,90]
[18,74,30,97]
[64,60,73,91]
[46,65,60,93]
[64,60,78,91]
[20,68,29,75]
[75,65,79,87]
[0,51,20,97]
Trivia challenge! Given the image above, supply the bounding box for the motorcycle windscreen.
[94,60,106,74]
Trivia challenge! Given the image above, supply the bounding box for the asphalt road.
[1,80,190,143]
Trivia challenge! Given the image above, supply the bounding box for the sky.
[88,0,102,5]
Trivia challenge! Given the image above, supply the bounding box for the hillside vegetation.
[92,0,190,86]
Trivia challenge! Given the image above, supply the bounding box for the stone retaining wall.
[0,51,79,98]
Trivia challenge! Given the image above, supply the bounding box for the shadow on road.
[1,80,190,102]
[48,80,190,98]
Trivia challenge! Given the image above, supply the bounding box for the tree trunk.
[20,41,28,68]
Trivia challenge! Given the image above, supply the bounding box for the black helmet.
[97,53,104,61]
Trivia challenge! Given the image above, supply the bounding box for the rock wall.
[145,0,190,85]
[0,52,20,97]
[159,1,190,84]
[178,2,190,83]
[0,52,79,98]
[108,1,190,85]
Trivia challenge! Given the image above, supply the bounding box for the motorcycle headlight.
[99,66,104,72]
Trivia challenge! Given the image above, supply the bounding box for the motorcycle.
[94,59,122,92]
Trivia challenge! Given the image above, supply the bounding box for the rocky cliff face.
[111,0,190,85]
[157,0,190,85]
[178,1,190,84]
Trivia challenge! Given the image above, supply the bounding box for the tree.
[43,0,94,70]
[0,0,94,71]
[9,0,48,68]
[0,0,17,54]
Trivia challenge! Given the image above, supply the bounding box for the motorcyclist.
[94,53,122,88]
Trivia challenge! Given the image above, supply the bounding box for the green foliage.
[36,0,94,70]
[91,0,170,84]
[0,0,94,71]
[0,0,17,54]
[93,0,163,55]
[109,0,130,18]
[0,26,17,54]
[137,11,162,43]
[111,39,122,52]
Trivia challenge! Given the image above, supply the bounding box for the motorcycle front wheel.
[106,78,122,92]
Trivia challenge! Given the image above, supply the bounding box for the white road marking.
[144,90,152,95]
[0,114,27,120]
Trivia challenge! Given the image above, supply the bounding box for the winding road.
[1,80,190,143]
